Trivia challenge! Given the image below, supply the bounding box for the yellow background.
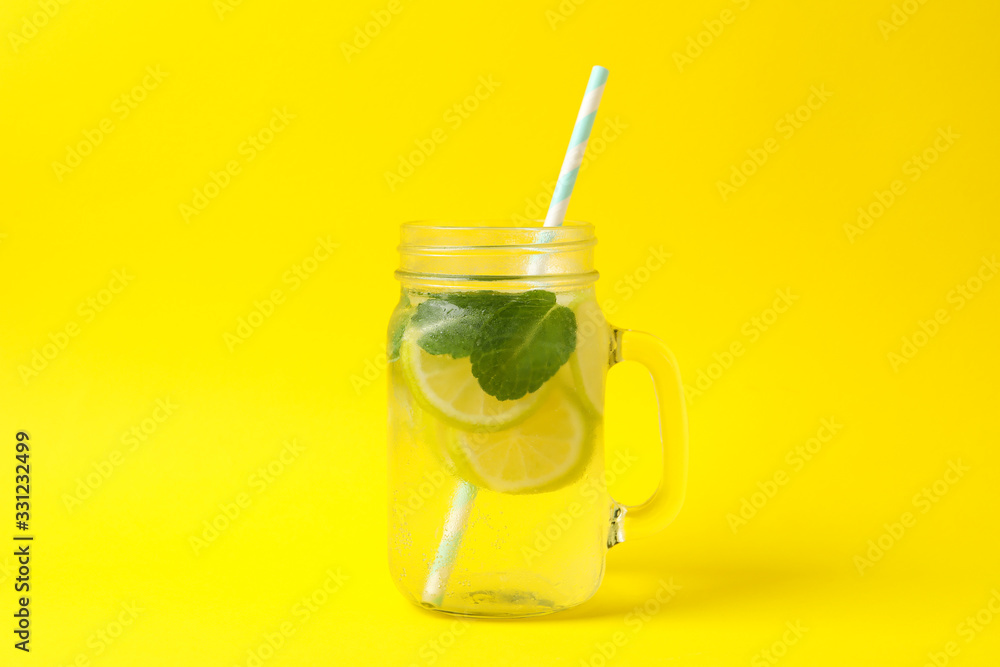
[2,0,998,665]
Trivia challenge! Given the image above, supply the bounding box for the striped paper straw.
[421,481,477,607]
[420,67,610,608]
[543,66,609,227]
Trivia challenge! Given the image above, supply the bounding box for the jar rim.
[398,220,596,252]
[396,220,598,289]
[400,219,594,233]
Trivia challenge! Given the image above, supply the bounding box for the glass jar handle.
[609,327,689,541]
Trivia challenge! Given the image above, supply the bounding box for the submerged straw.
[543,66,609,226]
[420,66,609,609]
[421,481,477,607]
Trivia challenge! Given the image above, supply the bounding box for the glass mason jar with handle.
[387,221,688,618]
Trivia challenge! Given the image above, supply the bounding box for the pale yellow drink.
[386,221,688,619]
[387,287,616,617]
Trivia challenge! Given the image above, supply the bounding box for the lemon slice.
[448,389,593,494]
[400,334,543,431]
[569,298,608,416]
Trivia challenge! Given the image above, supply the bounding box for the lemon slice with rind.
[400,334,543,431]
[568,298,608,416]
[448,388,593,494]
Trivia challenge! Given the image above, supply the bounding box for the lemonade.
[387,285,619,616]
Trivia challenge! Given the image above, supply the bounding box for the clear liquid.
[387,287,616,617]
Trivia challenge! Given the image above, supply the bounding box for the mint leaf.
[435,291,510,310]
[412,300,480,358]
[406,289,578,399]
[387,311,410,362]
[412,291,513,358]
[386,290,411,362]
[471,290,577,401]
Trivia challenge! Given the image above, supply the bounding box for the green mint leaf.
[471,290,577,401]
[412,300,479,358]
[387,311,410,362]
[386,291,411,362]
[434,291,513,310]
[412,291,513,359]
